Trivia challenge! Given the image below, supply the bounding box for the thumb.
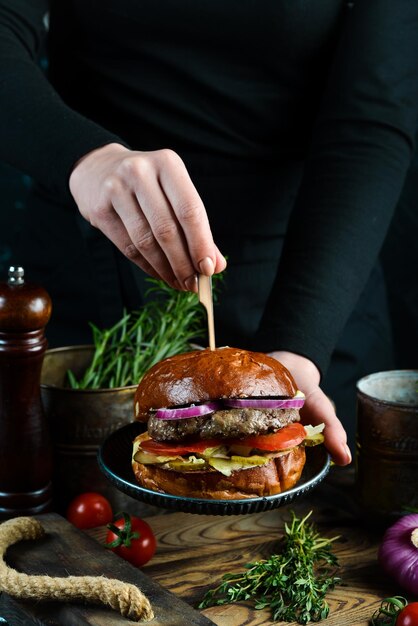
[301,388,351,466]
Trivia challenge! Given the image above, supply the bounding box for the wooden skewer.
[198,274,216,351]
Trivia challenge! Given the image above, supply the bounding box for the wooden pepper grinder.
[0,266,53,518]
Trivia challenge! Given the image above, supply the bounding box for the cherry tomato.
[140,437,223,456]
[396,603,418,626]
[238,423,307,451]
[66,492,113,529]
[106,512,156,567]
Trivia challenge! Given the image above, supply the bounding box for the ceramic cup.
[356,370,418,521]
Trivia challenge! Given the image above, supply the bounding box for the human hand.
[268,350,351,466]
[69,143,227,290]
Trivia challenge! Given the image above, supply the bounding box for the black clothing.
[1,0,418,380]
[382,154,418,369]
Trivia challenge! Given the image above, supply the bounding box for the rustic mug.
[355,370,418,521]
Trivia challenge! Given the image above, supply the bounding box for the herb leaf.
[199,511,341,624]
[67,278,208,389]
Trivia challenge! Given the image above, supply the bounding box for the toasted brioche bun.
[134,347,298,422]
[131,434,306,499]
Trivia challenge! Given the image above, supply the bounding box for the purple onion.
[224,397,305,410]
[378,514,418,595]
[153,394,306,420]
[154,401,221,420]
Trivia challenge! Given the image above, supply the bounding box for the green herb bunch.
[67,279,206,389]
[199,511,341,624]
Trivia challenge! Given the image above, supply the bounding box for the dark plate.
[98,422,331,515]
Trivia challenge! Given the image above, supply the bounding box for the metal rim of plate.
[98,422,331,515]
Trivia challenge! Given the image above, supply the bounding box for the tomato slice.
[140,423,306,456]
[238,423,306,451]
[140,438,223,456]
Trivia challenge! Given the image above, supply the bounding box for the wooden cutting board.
[0,512,215,626]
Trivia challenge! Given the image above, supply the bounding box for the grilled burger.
[132,347,322,499]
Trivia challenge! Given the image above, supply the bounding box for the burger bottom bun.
[132,444,306,500]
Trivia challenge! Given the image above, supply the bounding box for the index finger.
[158,153,226,275]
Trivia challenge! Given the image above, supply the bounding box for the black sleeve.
[254,0,418,376]
[0,0,126,201]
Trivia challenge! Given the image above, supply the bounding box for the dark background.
[0,164,31,276]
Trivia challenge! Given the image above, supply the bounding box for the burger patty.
[147,408,300,442]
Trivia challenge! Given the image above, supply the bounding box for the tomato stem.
[105,512,141,549]
[370,597,408,625]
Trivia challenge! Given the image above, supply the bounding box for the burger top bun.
[134,346,297,422]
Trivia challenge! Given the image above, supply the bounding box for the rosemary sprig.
[199,511,341,624]
[67,279,207,389]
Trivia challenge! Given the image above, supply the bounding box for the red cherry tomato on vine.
[106,512,156,567]
[396,603,418,626]
[66,492,113,529]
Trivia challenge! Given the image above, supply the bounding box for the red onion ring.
[224,398,305,409]
[154,402,222,420]
[153,393,305,420]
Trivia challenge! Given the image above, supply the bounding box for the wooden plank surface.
[87,467,398,626]
[0,512,215,626]
[143,508,391,625]
[1,468,401,625]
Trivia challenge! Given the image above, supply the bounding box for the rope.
[0,517,154,622]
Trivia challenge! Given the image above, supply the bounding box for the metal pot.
[41,345,160,516]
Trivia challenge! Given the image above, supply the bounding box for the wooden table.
[0,466,400,625]
[87,466,398,626]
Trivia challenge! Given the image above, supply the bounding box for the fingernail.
[184,274,198,292]
[199,257,214,275]
[344,443,352,464]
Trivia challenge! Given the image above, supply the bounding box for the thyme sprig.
[199,511,341,624]
[67,279,206,389]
